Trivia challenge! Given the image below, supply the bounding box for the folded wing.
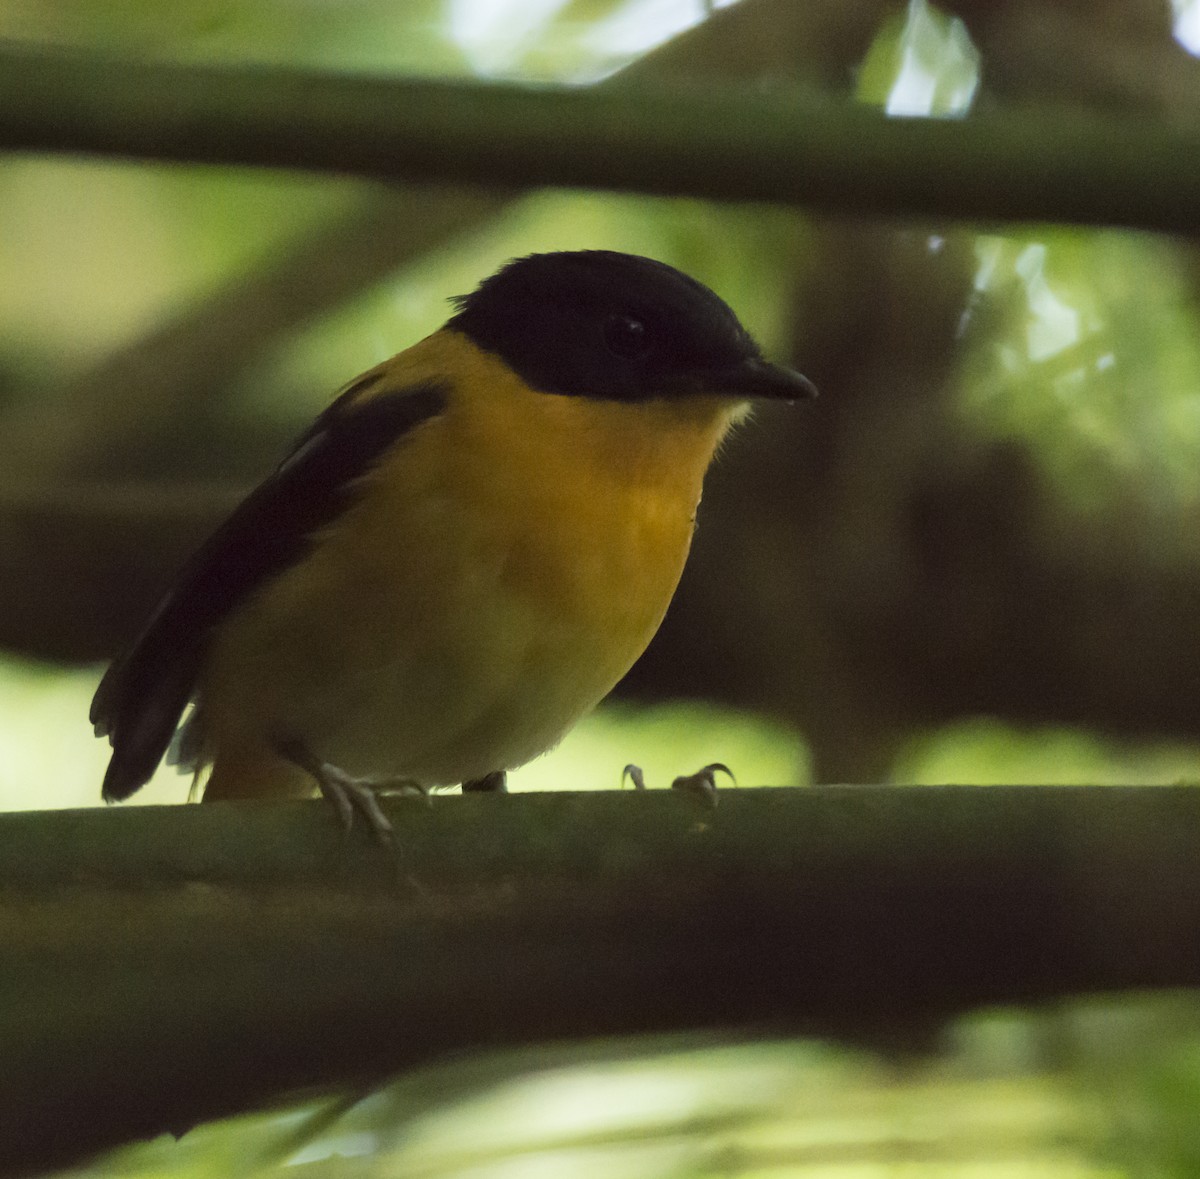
[91,375,448,801]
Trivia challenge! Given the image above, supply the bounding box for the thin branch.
[3,786,1200,1176]
[3,45,1200,233]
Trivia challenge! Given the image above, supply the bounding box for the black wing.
[91,375,448,801]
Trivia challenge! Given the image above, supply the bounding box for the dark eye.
[603,313,650,359]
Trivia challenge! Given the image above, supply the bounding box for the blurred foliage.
[0,158,359,376]
[1179,0,1200,55]
[961,231,1200,526]
[0,655,806,810]
[896,717,1200,786]
[858,0,979,114]
[68,996,1200,1177]
[0,0,722,79]
[4,0,1200,1174]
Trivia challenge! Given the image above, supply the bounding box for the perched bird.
[92,250,815,836]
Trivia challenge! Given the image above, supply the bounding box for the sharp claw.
[669,762,734,808]
[623,762,732,806]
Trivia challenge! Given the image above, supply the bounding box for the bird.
[91,249,815,838]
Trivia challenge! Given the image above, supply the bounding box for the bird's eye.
[603,313,650,359]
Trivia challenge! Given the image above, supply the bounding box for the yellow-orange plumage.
[92,250,813,819]
[201,331,738,799]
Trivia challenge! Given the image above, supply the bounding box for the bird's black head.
[447,250,815,404]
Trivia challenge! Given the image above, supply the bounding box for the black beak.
[663,356,818,403]
[723,357,817,402]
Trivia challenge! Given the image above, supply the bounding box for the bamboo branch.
[3,785,1200,1176]
[3,45,1200,232]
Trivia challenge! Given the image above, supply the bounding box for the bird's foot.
[279,740,427,844]
[621,762,733,808]
[316,765,398,843]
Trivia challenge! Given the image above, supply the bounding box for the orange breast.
[199,332,741,796]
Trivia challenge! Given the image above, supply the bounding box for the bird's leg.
[277,739,428,844]
[462,770,507,793]
[622,762,733,808]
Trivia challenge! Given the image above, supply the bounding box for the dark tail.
[91,648,198,802]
